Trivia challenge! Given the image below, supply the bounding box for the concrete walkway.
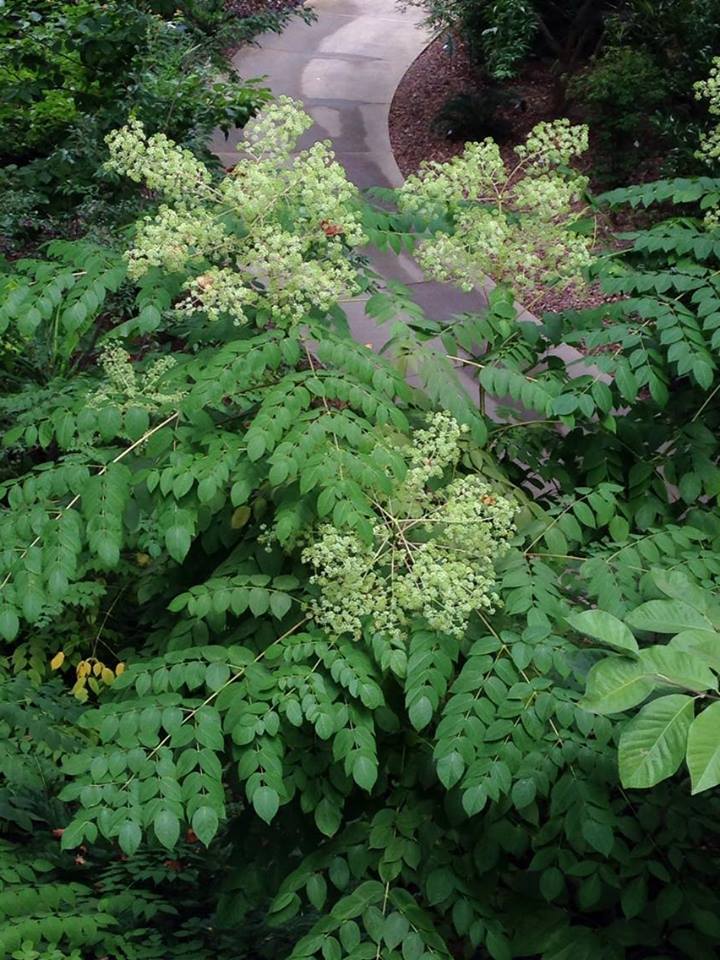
[213,0,590,408]
[213,0,428,189]
[213,0,488,378]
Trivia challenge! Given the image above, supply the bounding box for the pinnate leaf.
[192,805,219,846]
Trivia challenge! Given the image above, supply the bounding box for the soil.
[226,0,307,16]
[388,34,659,314]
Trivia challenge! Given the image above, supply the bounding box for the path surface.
[213,0,488,382]
[213,0,587,406]
[214,0,426,190]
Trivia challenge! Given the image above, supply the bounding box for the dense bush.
[3,85,720,960]
[0,0,313,252]
[404,0,720,176]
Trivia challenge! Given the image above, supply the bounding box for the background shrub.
[0,0,298,252]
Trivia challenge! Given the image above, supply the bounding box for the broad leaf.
[639,647,717,692]
[192,805,219,847]
[618,694,693,788]
[154,809,180,850]
[253,786,280,824]
[670,629,720,671]
[566,609,638,655]
[627,600,713,634]
[687,701,720,793]
[581,658,656,715]
[651,570,711,615]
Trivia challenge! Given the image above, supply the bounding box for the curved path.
[212,0,488,375]
[214,0,429,189]
[212,1,587,406]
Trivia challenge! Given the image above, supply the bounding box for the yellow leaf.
[50,651,65,670]
[77,660,91,678]
[231,506,251,530]
[136,552,151,567]
[115,662,126,676]
[101,667,115,684]
[93,661,103,677]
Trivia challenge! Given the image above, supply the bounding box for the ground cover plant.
[4,44,720,960]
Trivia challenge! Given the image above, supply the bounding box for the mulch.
[387,33,660,314]
[225,0,307,18]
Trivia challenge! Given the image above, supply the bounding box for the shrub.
[403,0,720,176]
[0,0,281,251]
[568,46,668,180]
[3,96,720,960]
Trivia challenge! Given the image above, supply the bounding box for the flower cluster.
[127,205,232,280]
[302,414,516,641]
[106,118,212,200]
[695,57,720,164]
[104,99,367,326]
[397,120,592,294]
[514,118,589,171]
[691,59,720,228]
[398,140,507,218]
[93,344,183,410]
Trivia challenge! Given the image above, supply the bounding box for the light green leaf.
[118,819,142,856]
[315,797,341,837]
[154,809,180,850]
[566,609,638,655]
[192,805,219,846]
[306,874,327,911]
[670,629,720,671]
[461,784,487,817]
[166,525,191,563]
[331,880,385,920]
[436,750,464,789]
[639,647,717,692]
[511,777,536,809]
[627,599,713,634]
[618,694,694,788]
[125,407,150,441]
[687,701,720,793]
[270,592,292,619]
[253,786,280,824]
[408,695,433,731]
[581,658,655,715]
[59,820,86,851]
[651,569,710,614]
[352,755,377,792]
[247,433,266,462]
[0,607,19,642]
[383,912,410,950]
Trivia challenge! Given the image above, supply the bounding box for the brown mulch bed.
[226,0,307,16]
[388,34,662,314]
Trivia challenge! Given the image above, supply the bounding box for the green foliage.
[570,45,668,177]
[402,0,539,78]
[405,0,720,177]
[0,0,279,250]
[574,570,720,793]
[6,97,720,960]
